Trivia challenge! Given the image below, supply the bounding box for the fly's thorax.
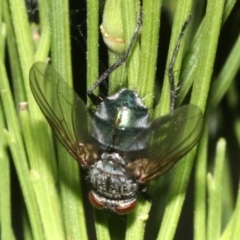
[88,152,139,199]
[91,89,150,151]
[88,152,139,214]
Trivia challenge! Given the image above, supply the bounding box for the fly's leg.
[87,11,142,104]
[168,15,192,112]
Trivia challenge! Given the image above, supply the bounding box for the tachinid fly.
[29,14,203,214]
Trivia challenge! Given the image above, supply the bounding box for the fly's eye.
[88,191,105,210]
[89,191,137,214]
[114,200,137,215]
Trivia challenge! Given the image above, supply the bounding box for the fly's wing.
[125,105,203,183]
[29,62,97,168]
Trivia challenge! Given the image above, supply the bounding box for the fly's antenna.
[168,14,193,112]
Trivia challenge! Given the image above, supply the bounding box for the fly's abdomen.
[91,89,150,151]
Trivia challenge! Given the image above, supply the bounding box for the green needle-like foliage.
[0,0,239,240]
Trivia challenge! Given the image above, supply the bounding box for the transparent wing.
[29,62,97,167]
[125,105,203,183]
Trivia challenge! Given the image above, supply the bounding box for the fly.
[29,13,203,214]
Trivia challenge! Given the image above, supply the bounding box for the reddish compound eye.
[114,200,137,215]
[88,191,104,210]
[89,191,137,214]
